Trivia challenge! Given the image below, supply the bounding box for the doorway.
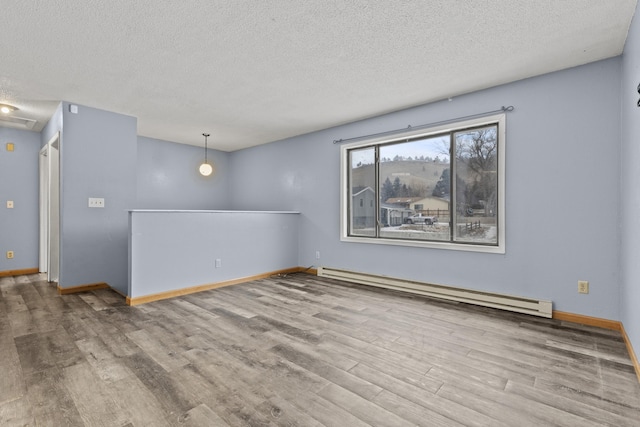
[39,132,60,283]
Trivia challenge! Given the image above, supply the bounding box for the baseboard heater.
[317,267,552,318]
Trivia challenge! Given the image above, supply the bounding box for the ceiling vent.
[0,114,37,130]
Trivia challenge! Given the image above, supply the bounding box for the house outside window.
[341,113,505,253]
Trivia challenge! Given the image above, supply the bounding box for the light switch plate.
[6,200,13,208]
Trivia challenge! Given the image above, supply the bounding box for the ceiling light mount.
[0,104,18,114]
[199,132,214,176]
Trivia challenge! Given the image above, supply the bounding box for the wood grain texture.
[553,310,622,331]
[0,272,639,426]
[126,267,306,306]
[57,282,110,295]
[0,267,39,277]
[621,323,640,383]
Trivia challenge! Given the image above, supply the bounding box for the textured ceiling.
[0,1,636,151]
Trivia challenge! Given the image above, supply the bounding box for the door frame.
[38,144,48,273]
[40,131,60,283]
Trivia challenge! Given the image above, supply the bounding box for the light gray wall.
[620,2,640,361]
[229,58,622,320]
[59,103,137,294]
[136,136,230,209]
[41,102,63,149]
[129,210,299,298]
[0,127,41,272]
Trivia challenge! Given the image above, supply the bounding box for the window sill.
[341,235,505,254]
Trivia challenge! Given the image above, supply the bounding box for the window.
[341,113,505,253]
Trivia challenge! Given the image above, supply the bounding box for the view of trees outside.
[348,123,499,245]
[453,126,498,244]
[379,135,449,203]
[379,136,451,241]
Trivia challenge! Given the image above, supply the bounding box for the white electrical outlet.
[316,251,320,260]
[215,258,222,268]
[578,280,589,294]
[88,197,105,208]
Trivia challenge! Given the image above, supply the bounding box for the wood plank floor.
[1,273,639,426]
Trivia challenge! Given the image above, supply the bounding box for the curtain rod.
[333,105,514,144]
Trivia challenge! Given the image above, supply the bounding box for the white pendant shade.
[199,162,213,176]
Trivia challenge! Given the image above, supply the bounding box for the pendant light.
[199,132,214,176]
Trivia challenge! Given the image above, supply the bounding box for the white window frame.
[340,113,506,254]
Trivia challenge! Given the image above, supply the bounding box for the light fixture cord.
[203,133,210,163]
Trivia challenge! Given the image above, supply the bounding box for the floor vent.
[317,267,552,318]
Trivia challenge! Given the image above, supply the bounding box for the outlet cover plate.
[88,198,105,208]
[578,280,589,294]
